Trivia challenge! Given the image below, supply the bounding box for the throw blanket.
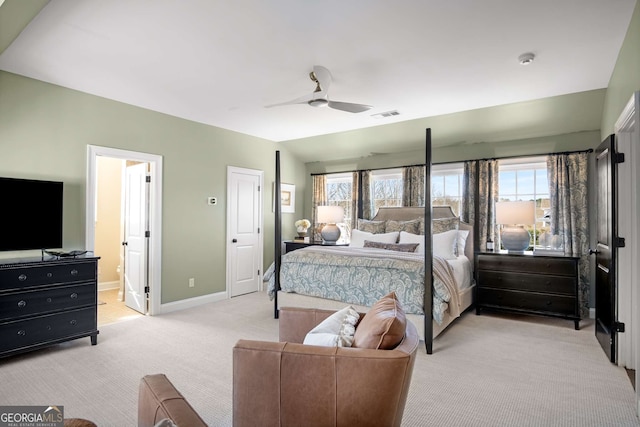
[267,246,460,324]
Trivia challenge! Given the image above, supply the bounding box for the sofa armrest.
[278,307,365,343]
[138,374,207,427]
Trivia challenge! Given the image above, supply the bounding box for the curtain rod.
[309,147,594,176]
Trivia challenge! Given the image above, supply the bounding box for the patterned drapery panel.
[462,160,498,251]
[360,170,373,219]
[547,152,590,318]
[402,165,425,207]
[311,174,327,241]
[348,171,359,234]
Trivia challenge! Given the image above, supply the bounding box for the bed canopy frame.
[274,128,435,353]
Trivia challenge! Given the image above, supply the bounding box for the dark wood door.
[594,134,618,363]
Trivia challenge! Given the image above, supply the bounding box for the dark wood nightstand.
[284,240,348,254]
[475,251,580,329]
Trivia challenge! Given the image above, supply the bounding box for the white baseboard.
[159,291,228,314]
[98,281,119,291]
[589,308,595,319]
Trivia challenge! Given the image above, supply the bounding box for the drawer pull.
[18,274,27,281]
[71,269,79,276]
[47,272,53,278]
[17,300,27,308]
[47,298,52,303]
[546,300,552,306]
[70,293,78,299]
[17,330,26,336]
[70,320,77,326]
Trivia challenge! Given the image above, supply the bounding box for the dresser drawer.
[0,261,96,290]
[0,307,96,353]
[478,288,576,316]
[477,270,576,295]
[0,283,96,321]
[478,255,577,276]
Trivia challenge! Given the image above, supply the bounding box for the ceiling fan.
[267,65,372,113]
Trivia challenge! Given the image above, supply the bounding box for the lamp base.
[501,226,531,252]
[320,224,341,244]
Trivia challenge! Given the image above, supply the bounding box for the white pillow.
[398,231,425,253]
[457,229,470,255]
[303,305,359,347]
[433,229,458,260]
[350,229,399,248]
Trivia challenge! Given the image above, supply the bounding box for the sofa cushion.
[303,305,359,347]
[352,292,406,350]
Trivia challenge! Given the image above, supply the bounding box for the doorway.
[86,145,163,317]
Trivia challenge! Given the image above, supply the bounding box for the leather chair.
[233,306,419,427]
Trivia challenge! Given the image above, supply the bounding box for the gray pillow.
[363,240,419,252]
[357,219,385,234]
[385,218,421,234]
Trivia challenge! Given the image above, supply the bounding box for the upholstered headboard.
[372,206,474,262]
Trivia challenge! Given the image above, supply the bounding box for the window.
[498,157,549,249]
[431,163,463,216]
[325,172,352,229]
[371,169,403,210]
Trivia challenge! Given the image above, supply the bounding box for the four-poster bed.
[272,129,473,353]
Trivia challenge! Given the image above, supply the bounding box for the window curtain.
[547,152,590,318]
[462,160,499,251]
[402,165,425,207]
[348,171,359,235]
[311,174,327,241]
[360,170,373,219]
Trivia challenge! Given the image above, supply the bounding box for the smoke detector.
[518,52,535,65]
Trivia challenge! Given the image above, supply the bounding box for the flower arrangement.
[295,219,311,231]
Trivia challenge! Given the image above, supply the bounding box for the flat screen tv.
[0,177,63,251]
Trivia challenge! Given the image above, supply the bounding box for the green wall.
[601,1,640,136]
[0,71,305,303]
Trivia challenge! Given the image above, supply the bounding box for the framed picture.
[273,182,295,213]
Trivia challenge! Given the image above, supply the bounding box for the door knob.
[232,238,238,243]
[122,241,128,246]
[588,248,599,255]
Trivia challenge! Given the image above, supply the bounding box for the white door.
[124,162,149,313]
[227,167,263,297]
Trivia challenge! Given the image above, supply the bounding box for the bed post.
[424,128,433,354]
[274,151,282,319]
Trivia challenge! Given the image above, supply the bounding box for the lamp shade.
[495,201,535,225]
[317,205,344,224]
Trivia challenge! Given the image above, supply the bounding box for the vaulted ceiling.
[0,0,636,162]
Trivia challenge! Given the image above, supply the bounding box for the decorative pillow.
[303,305,359,347]
[356,219,386,234]
[398,231,425,253]
[363,240,419,253]
[350,229,399,248]
[433,229,458,260]
[385,218,421,234]
[353,292,407,350]
[432,217,460,234]
[154,419,178,427]
[457,229,470,256]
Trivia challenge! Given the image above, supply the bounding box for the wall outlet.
[207,197,217,205]
[188,278,195,288]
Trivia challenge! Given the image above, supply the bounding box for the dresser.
[0,256,100,358]
[475,251,580,329]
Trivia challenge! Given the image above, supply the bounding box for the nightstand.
[475,251,580,329]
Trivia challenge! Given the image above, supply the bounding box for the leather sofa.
[138,374,207,427]
[233,306,419,427]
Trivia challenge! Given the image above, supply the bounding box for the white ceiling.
[0,0,636,155]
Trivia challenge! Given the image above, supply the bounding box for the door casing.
[86,145,163,315]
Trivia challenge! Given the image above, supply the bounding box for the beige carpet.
[0,291,638,426]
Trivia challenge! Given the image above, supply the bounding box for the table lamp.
[317,205,344,244]
[495,201,535,252]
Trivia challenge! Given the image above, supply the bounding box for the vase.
[297,230,307,238]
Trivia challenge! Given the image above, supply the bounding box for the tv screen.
[0,177,63,251]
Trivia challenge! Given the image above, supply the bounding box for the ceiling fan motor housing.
[308,99,329,108]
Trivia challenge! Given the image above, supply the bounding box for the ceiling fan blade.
[265,92,314,108]
[328,100,372,113]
